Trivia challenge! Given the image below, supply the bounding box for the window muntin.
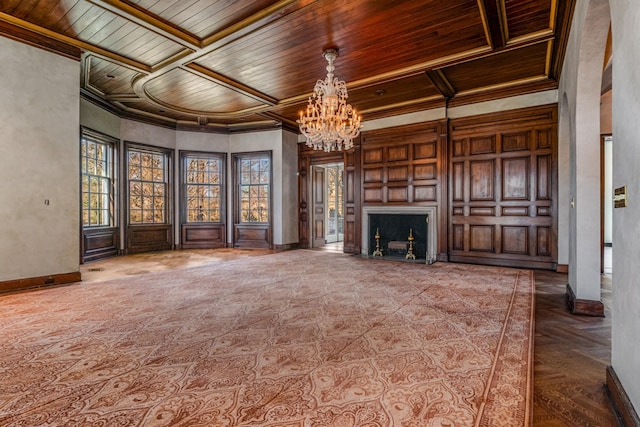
[128,149,168,224]
[239,155,270,223]
[81,135,114,227]
[184,154,223,223]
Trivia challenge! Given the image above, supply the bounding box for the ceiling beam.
[477,0,508,49]
[425,70,456,100]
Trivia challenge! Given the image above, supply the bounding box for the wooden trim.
[449,255,555,270]
[0,272,81,294]
[565,284,605,317]
[232,151,273,249]
[0,19,81,60]
[556,263,568,273]
[124,142,174,254]
[606,366,640,427]
[274,243,299,251]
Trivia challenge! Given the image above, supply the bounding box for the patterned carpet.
[0,250,534,426]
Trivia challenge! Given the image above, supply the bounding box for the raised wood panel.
[452,162,464,201]
[388,166,408,182]
[502,206,529,216]
[502,157,529,200]
[82,227,119,262]
[470,160,494,201]
[363,147,384,164]
[181,224,225,249]
[313,166,326,248]
[470,207,494,216]
[234,223,270,249]
[414,164,436,180]
[453,207,464,216]
[469,225,494,252]
[127,225,172,254]
[364,188,383,204]
[344,144,361,254]
[502,226,528,254]
[387,145,408,162]
[453,139,465,157]
[453,224,464,250]
[314,217,324,241]
[502,132,530,151]
[537,226,551,256]
[470,136,496,155]
[414,185,437,202]
[364,168,384,183]
[537,154,551,200]
[537,207,551,216]
[537,129,552,149]
[388,187,408,203]
[414,142,437,159]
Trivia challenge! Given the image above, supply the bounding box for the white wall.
[230,130,287,245]
[558,0,610,301]
[0,38,80,281]
[610,0,640,412]
[80,98,120,139]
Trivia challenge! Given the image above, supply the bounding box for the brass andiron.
[373,227,383,256]
[406,228,416,260]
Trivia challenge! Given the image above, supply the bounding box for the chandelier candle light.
[298,48,362,152]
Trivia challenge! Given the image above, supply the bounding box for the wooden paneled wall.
[297,104,558,269]
[360,121,449,261]
[448,105,557,269]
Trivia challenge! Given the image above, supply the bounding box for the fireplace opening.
[368,214,428,261]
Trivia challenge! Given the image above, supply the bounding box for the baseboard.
[566,284,605,317]
[0,271,82,294]
[273,243,299,251]
[606,366,640,427]
[556,264,569,273]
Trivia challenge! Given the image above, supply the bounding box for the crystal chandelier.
[298,48,362,152]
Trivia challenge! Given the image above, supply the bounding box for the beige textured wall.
[0,38,80,281]
[610,0,640,412]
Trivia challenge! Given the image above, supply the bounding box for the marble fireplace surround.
[361,206,437,264]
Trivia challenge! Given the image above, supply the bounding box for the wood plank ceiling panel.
[194,0,487,100]
[441,42,549,94]
[0,0,574,132]
[144,68,265,112]
[505,0,553,39]
[132,0,282,38]
[86,56,140,95]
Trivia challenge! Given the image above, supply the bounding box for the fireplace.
[362,206,437,264]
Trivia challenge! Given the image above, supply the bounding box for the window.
[237,153,270,223]
[127,147,169,224]
[182,152,224,223]
[81,130,116,228]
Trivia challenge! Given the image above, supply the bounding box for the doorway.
[311,162,345,250]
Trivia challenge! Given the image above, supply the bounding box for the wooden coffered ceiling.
[0,0,575,133]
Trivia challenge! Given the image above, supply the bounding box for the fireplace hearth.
[369,214,427,259]
[362,206,437,264]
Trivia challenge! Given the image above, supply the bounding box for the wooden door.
[312,166,326,247]
[448,106,557,269]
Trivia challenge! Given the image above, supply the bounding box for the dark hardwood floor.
[533,269,620,426]
[79,249,621,426]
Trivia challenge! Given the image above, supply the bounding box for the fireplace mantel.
[362,206,437,264]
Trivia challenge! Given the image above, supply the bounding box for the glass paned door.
[325,164,344,244]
